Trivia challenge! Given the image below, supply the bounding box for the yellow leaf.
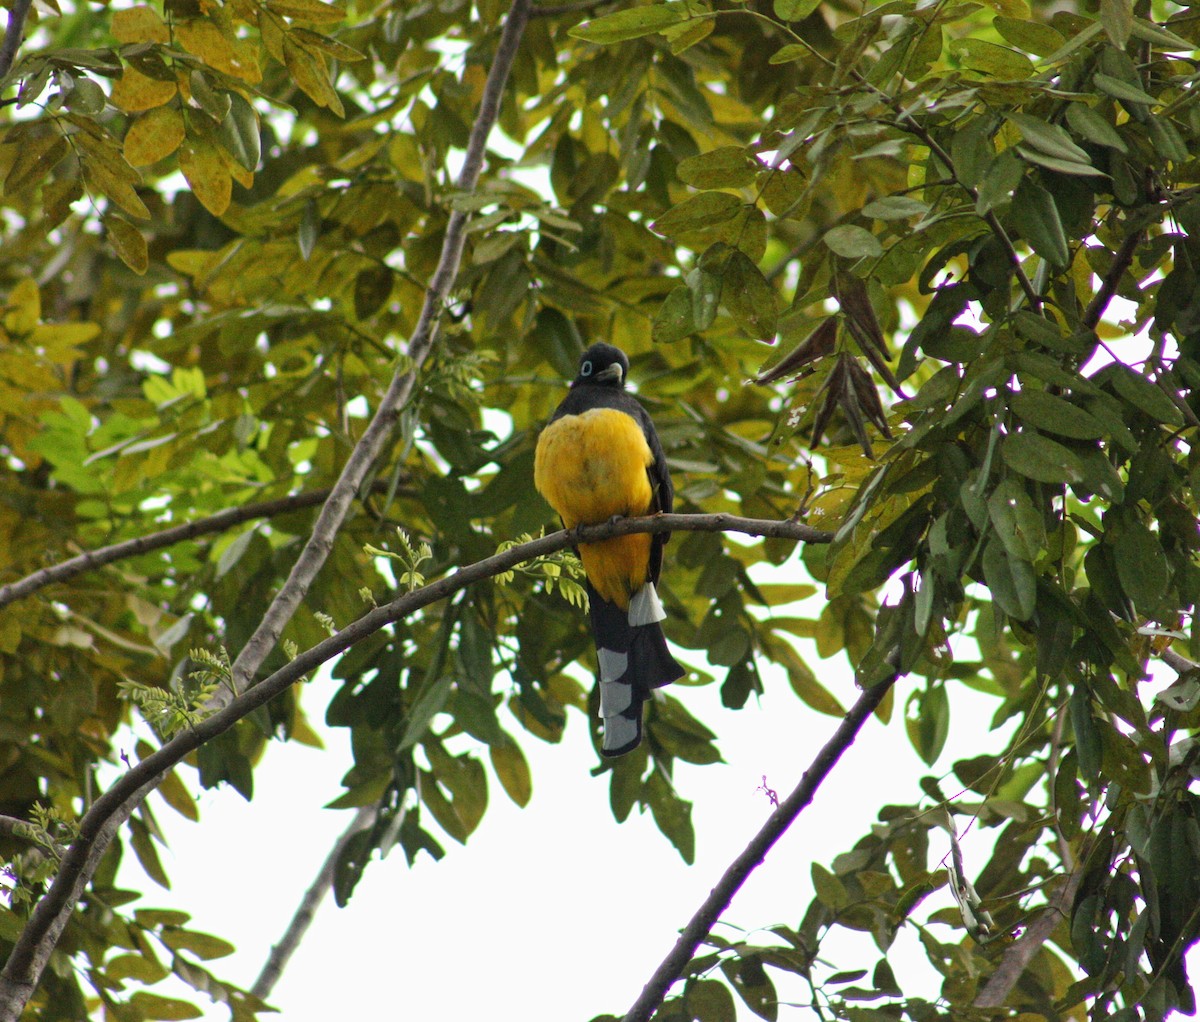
[490,738,532,808]
[104,215,149,274]
[76,140,151,219]
[31,322,101,359]
[265,0,346,23]
[123,106,186,166]
[258,9,286,64]
[3,132,67,194]
[176,19,238,74]
[179,138,232,216]
[3,279,40,335]
[283,35,344,116]
[167,250,221,277]
[111,6,170,43]
[110,68,178,112]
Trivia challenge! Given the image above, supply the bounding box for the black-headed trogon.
[534,343,686,756]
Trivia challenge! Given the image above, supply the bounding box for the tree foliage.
[1,0,1200,1018]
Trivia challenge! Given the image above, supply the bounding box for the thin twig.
[250,805,377,1001]
[0,510,827,1017]
[621,669,899,1022]
[0,0,33,81]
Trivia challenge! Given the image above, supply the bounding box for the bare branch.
[0,0,33,81]
[220,0,534,704]
[621,668,898,1022]
[0,511,828,1016]
[1161,646,1199,675]
[251,805,377,1001]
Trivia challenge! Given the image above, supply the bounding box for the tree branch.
[1083,226,1143,330]
[0,487,366,611]
[250,805,377,1001]
[0,0,33,81]
[0,511,828,1017]
[972,866,1082,1008]
[621,668,899,1022]
[220,0,534,706]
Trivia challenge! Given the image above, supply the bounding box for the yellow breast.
[534,407,656,608]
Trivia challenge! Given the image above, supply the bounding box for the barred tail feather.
[588,582,686,757]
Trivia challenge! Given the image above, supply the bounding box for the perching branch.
[0,0,33,81]
[0,511,828,1017]
[621,664,899,1022]
[220,0,534,708]
[251,805,377,1001]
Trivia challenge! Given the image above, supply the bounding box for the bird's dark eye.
[580,360,593,376]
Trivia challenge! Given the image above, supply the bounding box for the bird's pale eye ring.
[580,360,593,376]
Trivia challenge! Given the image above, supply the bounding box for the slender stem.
[621,671,898,1022]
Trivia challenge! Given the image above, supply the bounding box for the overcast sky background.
[123,620,1017,1021]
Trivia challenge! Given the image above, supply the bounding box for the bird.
[533,342,686,756]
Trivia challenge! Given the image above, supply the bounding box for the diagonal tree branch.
[221,0,534,707]
[250,804,377,1001]
[621,666,899,1022]
[0,0,33,81]
[0,511,829,1017]
[972,866,1082,1008]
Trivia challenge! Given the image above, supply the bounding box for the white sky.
[127,633,1009,1021]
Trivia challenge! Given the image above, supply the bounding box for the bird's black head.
[571,343,629,389]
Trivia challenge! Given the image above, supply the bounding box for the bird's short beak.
[593,364,623,384]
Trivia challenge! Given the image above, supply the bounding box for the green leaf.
[1092,72,1157,108]
[128,992,202,1020]
[1105,365,1184,425]
[652,191,742,239]
[950,38,1033,79]
[823,224,882,259]
[1009,176,1070,266]
[1007,112,1093,166]
[987,477,1046,561]
[160,927,236,960]
[1070,684,1102,786]
[862,195,929,220]
[1065,103,1128,152]
[397,673,455,752]
[1001,430,1085,484]
[653,284,698,343]
[1011,390,1105,439]
[723,250,778,339]
[774,0,820,19]
[1114,522,1170,613]
[570,3,689,44]
[982,535,1036,620]
[992,15,1065,57]
[677,146,756,189]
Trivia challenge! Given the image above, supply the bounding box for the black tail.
[588,581,686,757]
